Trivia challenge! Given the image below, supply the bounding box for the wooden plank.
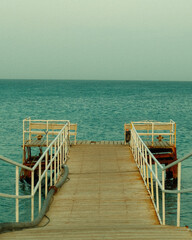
[29,123,76,134]
[24,139,52,147]
[125,123,174,131]
[70,123,77,131]
[30,122,66,130]
[145,141,173,149]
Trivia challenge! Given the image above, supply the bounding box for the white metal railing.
[130,122,192,227]
[128,120,176,147]
[23,118,70,149]
[0,121,70,223]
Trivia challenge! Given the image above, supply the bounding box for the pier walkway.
[1,143,191,239]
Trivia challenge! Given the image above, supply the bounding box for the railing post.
[45,152,48,198]
[46,120,49,146]
[170,123,172,144]
[62,131,64,164]
[130,129,132,149]
[132,131,135,157]
[137,138,139,166]
[50,146,53,186]
[177,162,181,227]
[135,133,137,161]
[145,149,149,189]
[23,120,25,164]
[143,147,146,181]
[162,170,165,225]
[39,162,41,212]
[149,155,154,200]
[136,135,139,164]
[29,118,31,142]
[59,136,62,168]
[31,171,34,221]
[67,123,70,151]
[139,142,141,167]
[155,162,159,214]
[54,141,57,184]
[15,166,19,222]
[65,129,67,162]
[57,138,60,175]
[140,143,143,176]
[152,123,154,146]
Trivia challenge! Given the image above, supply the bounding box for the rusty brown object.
[148,145,178,179]
[48,185,58,194]
[37,135,43,140]
[157,135,164,142]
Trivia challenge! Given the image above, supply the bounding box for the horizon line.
[0,78,192,82]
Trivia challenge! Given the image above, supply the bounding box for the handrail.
[163,152,192,170]
[0,120,71,223]
[130,121,192,227]
[131,124,164,170]
[32,124,68,170]
[0,165,69,233]
[0,156,32,171]
[128,120,176,148]
[0,193,32,199]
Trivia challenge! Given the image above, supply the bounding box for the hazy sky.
[0,0,192,80]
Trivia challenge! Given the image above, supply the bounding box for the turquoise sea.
[0,80,192,227]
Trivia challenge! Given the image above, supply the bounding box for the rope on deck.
[0,165,69,234]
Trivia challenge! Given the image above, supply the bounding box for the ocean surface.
[0,79,192,227]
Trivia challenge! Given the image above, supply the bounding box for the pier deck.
[1,144,191,239]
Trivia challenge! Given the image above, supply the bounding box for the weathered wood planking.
[124,123,174,131]
[29,122,77,131]
[1,145,191,239]
[24,139,53,147]
[145,141,173,148]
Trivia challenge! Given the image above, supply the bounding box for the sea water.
[0,79,192,226]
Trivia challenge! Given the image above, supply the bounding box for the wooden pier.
[1,143,191,239]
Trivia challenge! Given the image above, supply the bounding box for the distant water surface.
[0,80,192,226]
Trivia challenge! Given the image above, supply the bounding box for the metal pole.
[146,149,149,189]
[62,131,64,164]
[162,170,165,225]
[152,123,154,146]
[65,128,67,161]
[149,155,154,200]
[155,162,159,214]
[50,146,53,186]
[45,152,48,198]
[29,118,31,142]
[140,143,143,176]
[54,141,57,184]
[39,162,41,212]
[46,120,49,147]
[22,120,25,164]
[57,138,60,175]
[177,162,181,227]
[15,166,19,222]
[143,147,146,182]
[31,171,34,221]
[170,123,172,144]
[139,141,141,167]
[59,136,62,168]
[135,135,137,163]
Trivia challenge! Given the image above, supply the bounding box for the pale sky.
[0,0,192,80]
